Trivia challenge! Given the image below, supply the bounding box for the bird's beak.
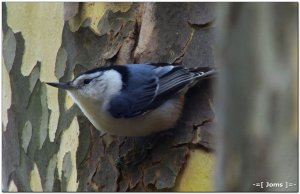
[46,82,75,90]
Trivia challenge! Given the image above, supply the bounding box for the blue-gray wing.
[108,64,215,118]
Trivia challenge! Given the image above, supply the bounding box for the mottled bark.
[2,2,215,192]
[70,3,216,191]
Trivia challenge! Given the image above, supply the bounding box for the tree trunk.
[215,3,298,192]
[2,2,215,191]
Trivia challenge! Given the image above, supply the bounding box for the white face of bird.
[47,69,123,104]
[47,71,107,103]
[70,72,107,101]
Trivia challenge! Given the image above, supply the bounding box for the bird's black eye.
[83,79,91,85]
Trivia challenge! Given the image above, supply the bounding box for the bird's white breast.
[72,95,184,136]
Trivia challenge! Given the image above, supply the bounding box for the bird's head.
[47,68,123,103]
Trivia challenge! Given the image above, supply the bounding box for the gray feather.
[108,64,215,118]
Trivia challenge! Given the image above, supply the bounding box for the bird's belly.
[85,97,184,136]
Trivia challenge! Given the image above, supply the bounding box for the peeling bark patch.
[92,155,119,192]
[3,27,16,72]
[2,63,12,130]
[56,117,79,191]
[133,3,157,63]
[8,180,18,192]
[143,146,189,189]
[102,21,137,63]
[62,152,73,180]
[21,121,32,153]
[115,34,136,64]
[39,84,49,149]
[61,152,72,191]
[47,87,60,142]
[15,150,33,191]
[44,155,57,192]
[29,163,43,192]
[3,109,20,191]
[64,94,74,110]
[64,3,79,21]
[97,3,139,37]
[55,47,68,80]
[28,63,40,93]
[68,2,132,34]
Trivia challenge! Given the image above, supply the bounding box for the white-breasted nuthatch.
[47,63,215,136]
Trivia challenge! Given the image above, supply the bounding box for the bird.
[47,63,216,137]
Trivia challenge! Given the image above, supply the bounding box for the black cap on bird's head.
[46,65,131,92]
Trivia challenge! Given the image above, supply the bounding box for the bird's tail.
[189,66,217,80]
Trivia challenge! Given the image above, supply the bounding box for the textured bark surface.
[2,2,215,191]
[215,3,298,192]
